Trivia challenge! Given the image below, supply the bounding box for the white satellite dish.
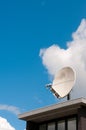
[46,67,76,100]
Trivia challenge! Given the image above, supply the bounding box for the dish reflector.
[51,67,76,98]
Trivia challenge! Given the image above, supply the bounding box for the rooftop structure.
[18,98,86,130]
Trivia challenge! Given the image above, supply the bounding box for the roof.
[18,98,86,123]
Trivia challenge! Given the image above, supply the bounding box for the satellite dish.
[46,67,76,99]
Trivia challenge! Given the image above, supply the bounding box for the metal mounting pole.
[67,93,70,100]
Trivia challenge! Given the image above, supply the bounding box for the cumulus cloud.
[40,18,86,99]
[0,116,15,130]
[0,104,20,115]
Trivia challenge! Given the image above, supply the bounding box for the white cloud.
[0,104,20,115]
[0,116,15,130]
[40,18,86,99]
[34,96,43,104]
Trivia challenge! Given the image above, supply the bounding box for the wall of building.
[26,106,86,130]
[78,107,86,130]
[26,121,38,130]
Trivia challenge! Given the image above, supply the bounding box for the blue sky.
[0,0,86,130]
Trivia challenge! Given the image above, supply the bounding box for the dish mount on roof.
[46,67,76,100]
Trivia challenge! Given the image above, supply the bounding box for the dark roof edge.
[18,97,86,120]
